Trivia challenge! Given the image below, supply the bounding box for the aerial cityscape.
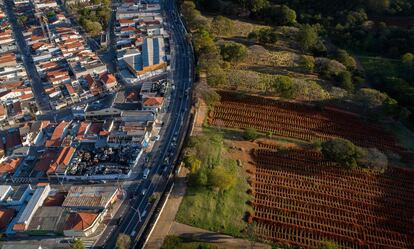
[0,0,412,248]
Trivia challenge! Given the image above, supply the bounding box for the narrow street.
[4,0,51,112]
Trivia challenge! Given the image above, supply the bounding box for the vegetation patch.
[176,132,252,237]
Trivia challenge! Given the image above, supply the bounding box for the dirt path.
[170,222,271,249]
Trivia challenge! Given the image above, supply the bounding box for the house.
[45,121,69,147]
[142,96,164,113]
[62,185,119,210]
[85,74,103,96]
[63,211,103,237]
[100,72,117,91]
[118,18,136,27]
[0,208,15,231]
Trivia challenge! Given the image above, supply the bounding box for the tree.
[251,0,269,13]
[321,138,361,169]
[84,20,102,36]
[97,7,111,26]
[208,165,236,192]
[244,127,259,140]
[271,75,295,98]
[210,16,233,37]
[318,58,346,79]
[401,52,414,66]
[189,169,208,187]
[192,28,215,55]
[184,154,202,172]
[298,24,318,51]
[260,4,296,25]
[116,233,131,249]
[334,49,357,71]
[319,241,340,249]
[220,42,247,63]
[17,15,28,26]
[366,0,390,13]
[70,239,85,249]
[336,71,354,92]
[301,55,315,73]
[355,88,389,109]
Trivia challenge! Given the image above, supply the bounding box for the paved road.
[4,0,51,112]
[95,0,193,247]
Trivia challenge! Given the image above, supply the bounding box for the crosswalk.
[81,239,96,249]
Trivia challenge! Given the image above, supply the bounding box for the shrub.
[244,127,259,140]
[321,138,362,169]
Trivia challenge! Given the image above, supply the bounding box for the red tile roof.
[0,208,15,231]
[77,122,90,138]
[45,121,67,147]
[0,158,22,174]
[43,192,66,207]
[34,150,59,172]
[64,212,98,231]
[100,73,116,85]
[65,83,76,95]
[143,97,164,107]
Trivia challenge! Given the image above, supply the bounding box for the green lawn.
[176,159,252,237]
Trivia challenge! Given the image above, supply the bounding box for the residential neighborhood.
[0,0,189,247]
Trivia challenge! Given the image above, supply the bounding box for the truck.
[143,167,150,179]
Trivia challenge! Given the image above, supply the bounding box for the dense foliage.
[321,138,362,169]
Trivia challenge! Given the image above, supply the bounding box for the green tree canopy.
[243,127,259,140]
[336,71,354,92]
[84,20,102,36]
[184,154,202,172]
[334,49,357,71]
[220,42,248,63]
[210,16,234,37]
[319,241,340,249]
[321,138,361,169]
[208,165,236,192]
[70,239,85,249]
[298,24,319,51]
[271,75,295,98]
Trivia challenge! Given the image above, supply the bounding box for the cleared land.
[209,91,413,162]
[249,146,414,248]
[206,91,414,248]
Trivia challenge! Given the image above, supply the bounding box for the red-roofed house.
[84,122,103,141]
[64,211,102,237]
[76,121,90,140]
[85,74,103,96]
[33,150,59,173]
[0,208,15,231]
[142,97,164,113]
[47,146,76,175]
[45,121,69,147]
[99,73,117,91]
[0,158,22,175]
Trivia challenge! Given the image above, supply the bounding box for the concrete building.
[13,184,50,231]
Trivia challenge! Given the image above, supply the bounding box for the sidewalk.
[144,167,189,249]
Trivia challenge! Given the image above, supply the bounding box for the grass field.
[176,153,251,237]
